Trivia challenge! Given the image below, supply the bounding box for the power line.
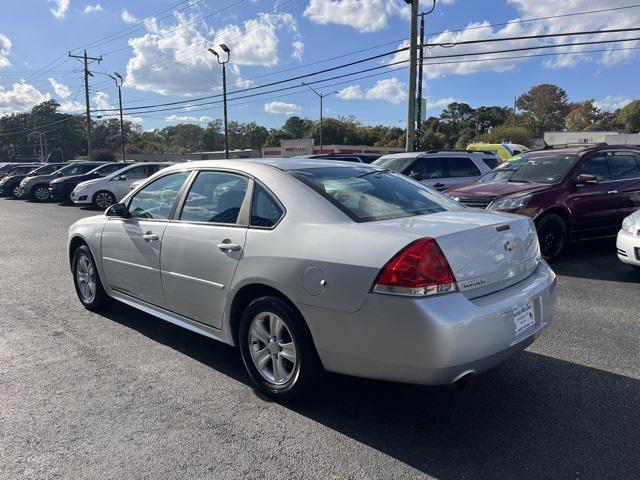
[92,28,640,113]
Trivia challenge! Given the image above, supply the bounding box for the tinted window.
[290,166,461,223]
[607,152,640,179]
[510,155,578,184]
[121,164,160,180]
[7,166,36,175]
[30,164,61,175]
[128,172,189,220]
[180,171,249,224]
[251,184,284,227]
[511,149,522,156]
[407,157,445,179]
[94,163,128,176]
[60,163,100,176]
[481,157,501,169]
[446,157,481,177]
[577,154,610,182]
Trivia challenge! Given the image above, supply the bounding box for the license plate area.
[513,301,535,335]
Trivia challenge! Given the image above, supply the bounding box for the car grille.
[456,196,495,209]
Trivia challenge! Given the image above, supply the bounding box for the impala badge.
[504,240,517,252]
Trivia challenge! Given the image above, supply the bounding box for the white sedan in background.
[617,211,640,269]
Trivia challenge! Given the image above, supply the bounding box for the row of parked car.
[2,143,640,266]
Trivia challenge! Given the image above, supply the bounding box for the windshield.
[290,166,461,222]
[91,163,127,177]
[509,155,578,184]
[371,156,416,173]
[7,166,37,176]
[30,164,62,176]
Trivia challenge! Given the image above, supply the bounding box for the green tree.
[516,84,570,135]
[481,125,535,147]
[616,100,640,132]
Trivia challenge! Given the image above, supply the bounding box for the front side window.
[446,157,481,177]
[251,184,284,227]
[128,172,189,220]
[407,157,445,179]
[607,151,640,179]
[94,163,127,176]
[180,171,249,224]
[290,166,461,223]
[61,164,97,176]
[576,154,610,182]
[121,165,160,180]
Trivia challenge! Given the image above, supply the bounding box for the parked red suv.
[445,145,640,260]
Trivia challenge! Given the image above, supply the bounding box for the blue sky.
[0,0,638,131]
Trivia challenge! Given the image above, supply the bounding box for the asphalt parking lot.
[1,198,638,480]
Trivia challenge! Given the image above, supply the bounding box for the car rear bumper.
[616,229,640,266]
[299,261,557,385]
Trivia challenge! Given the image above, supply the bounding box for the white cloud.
[121,9,138,24]
[49,0,70,19]
[336,84,363,100]
[426,97,458,109]
[264,101,300,115]
[0,33,11,68]
[164,114,214,123]
[0,82,51,114]
[84,4,103,14]
[594,96,634,112]
[291,40,304,61]
[365,78,407,104]
[304,0,410,33]
[48,78,71,99]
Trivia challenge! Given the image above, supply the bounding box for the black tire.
[32,184,51,202]
[11,184,21,198]
[93,190,116,209]
[238,296,322,401]
[536,213,568,262]
[72,245,110,311]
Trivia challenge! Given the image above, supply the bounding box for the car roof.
[165,158,373,172]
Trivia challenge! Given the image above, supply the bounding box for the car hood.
[446,181,549,198]
[22,174,55,185]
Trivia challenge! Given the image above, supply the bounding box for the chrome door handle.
[142,231,159,241]
[608,190,619,194]
[217,242,242,252]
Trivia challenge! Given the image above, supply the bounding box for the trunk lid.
[366,210,541,298]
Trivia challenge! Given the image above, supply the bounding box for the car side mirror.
[576,174,598,185]
[106,203,128,217]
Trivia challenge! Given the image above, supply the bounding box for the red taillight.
[373,238,458,297]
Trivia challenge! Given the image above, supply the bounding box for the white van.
[71,162,174,208]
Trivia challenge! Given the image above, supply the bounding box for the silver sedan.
[68,159,557,400]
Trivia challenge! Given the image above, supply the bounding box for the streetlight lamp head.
[208,48,219,57]
[114,72,122,80]
[219,43,230,53]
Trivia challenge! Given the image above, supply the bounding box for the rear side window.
[180,171,249,224]
[290,166,461,223]
[124,165,161,179]
[481,157,501,169]
[251,184,284,228]
[607,152,640,179]
[445,157,481,177]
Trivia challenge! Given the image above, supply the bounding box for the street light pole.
[208,44,231,159]
[90,70,127,161]
[302,83,338,154]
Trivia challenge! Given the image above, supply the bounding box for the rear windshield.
[290,166,461,222]
[509,155,577,184]
[371,156,416,173]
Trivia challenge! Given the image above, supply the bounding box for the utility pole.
[208,44,231,159]
[69,50,102,157]
[91,71,127,161]
[28,131,45,162]
[405,0,419,152]
[302,83,338,153]
[415,2,436,151]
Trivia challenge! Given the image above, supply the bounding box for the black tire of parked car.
[238,296,322,401]
[93,190,116,209]
[536,213,568,262]
[11,185,20,198]
[32,184,51,202]
[72,245,110,311]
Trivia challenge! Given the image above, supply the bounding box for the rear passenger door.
[404,157,446,190]
[160,170,250,328]
[607,150,640,221]
[440,157,482,189]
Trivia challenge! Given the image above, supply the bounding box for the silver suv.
[372,150,500,191]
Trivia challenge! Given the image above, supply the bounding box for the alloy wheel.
[34,187,50,201]
[540,222,564,259]
[95,192,114,208]
[76,254,96,303]
[12,185,20,197]
[248,312,298,386]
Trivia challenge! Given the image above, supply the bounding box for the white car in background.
[617,211,640,269]
[71,162,173,209]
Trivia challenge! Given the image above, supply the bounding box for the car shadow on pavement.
[551,237,640,283]
[102,301,639,480]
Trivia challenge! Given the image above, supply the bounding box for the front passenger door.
[101,171,190,307]
[160,171,250,328]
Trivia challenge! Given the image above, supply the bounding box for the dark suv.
[445,145,640,260]
[49,162,132,202]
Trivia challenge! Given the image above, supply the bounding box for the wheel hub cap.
[76,255,96,303]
